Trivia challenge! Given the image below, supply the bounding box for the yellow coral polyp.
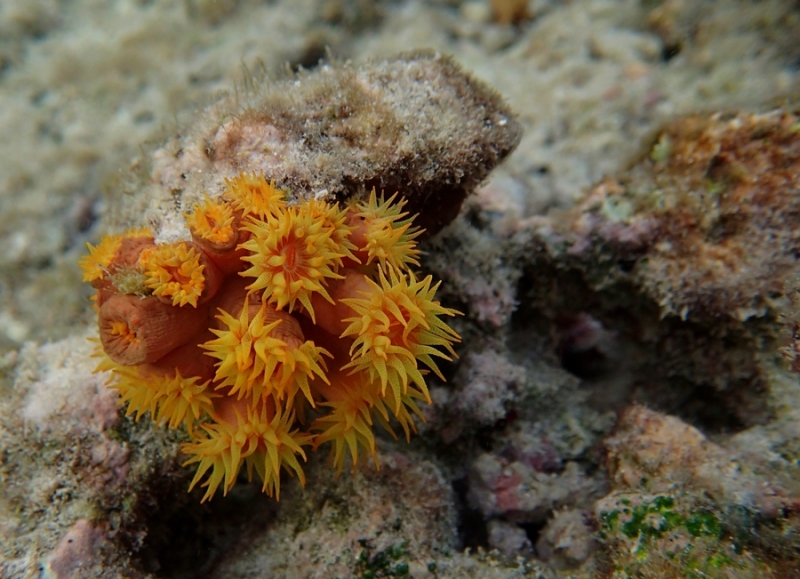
[186,194,236,248]
[151,372,217,434]
[240,205,344,321]
[79,234,123,283]
[182,405,311,502]
[302,198,360,264]
[202,300,330,406]
[202,300,277,396]
[100,356,216,436]
[251,339,330,408]
[351,191,422,271]
[313,370,428,474]
[140,242,206,307]
[96,357,152,420]
[312,373,385,473]
[342,267,461,411]
[224,172,286,220]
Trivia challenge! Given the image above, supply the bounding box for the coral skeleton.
[81,174,460,501]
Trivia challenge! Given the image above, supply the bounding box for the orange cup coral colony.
[80,174,461,502]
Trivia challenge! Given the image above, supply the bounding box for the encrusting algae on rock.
[80,174,461,502]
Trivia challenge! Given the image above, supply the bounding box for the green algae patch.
[598,493,774,578]
[356,540,411,579]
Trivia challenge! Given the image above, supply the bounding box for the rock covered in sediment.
[548,110,800,322]
[0,336,170,578]
[535,508,595,570]
[467,454,598,524]
[594,405,800,579]
[486,519,533,560]
[507,109,800,437]
[449,349,526,429]
[211,450,458,579]
[110,52,521,242]
[603,405,790,514]
[40,519,114,579]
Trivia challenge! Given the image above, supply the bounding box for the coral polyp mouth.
[281,242,298,271]
[186,194,237,249]
[140,242,208,308]
[109,321,139,345]
[82,176,460,501]
[240,204,345,322]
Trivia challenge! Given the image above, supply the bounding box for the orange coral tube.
[94,286,117,309]
[207,275,304,343]
[341,210,369,269]
[309,268,372,337]
[145,328,218,382]
[207,276,252,318]
[212,393,258,427]
[114,235,156,268]
[99,294,209,366]
[344,210,370,252]
[196,241,249,277]
[301,310,345,349]
[194,219,251,276]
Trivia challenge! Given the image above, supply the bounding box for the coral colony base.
[79,174,460,502]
